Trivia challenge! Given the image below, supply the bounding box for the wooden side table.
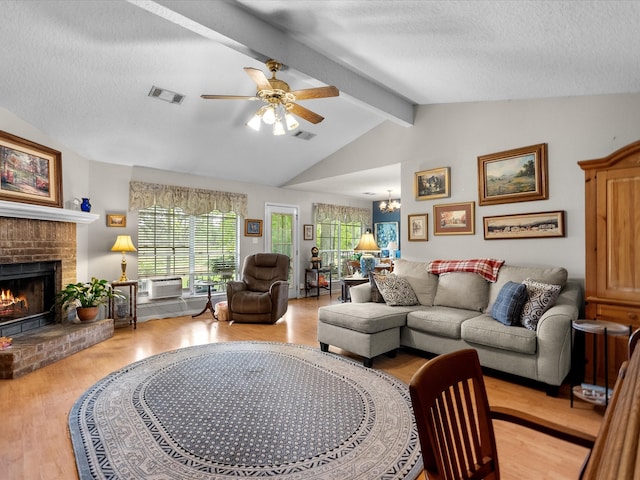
[341,277,369,302]
[571,319,631,407]
[110,280,138,329]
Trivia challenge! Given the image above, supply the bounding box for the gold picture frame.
[0,130,63,208]
[414,167,450,201]
[408,214,428,241]
[433,201,475,235]
[244,219,263,237]
[477,143,548,206]
[483,210,565,240]
[106,214,127,227]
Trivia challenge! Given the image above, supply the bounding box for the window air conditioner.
[148,277,182,299]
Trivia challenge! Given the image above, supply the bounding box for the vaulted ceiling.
[1,1,638,200]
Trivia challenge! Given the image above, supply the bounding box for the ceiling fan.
[201,59,339,135]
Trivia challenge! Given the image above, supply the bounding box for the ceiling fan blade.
[200,95,259,100]
[288,103,325,124]
[290,86,339,101]
[244,67,272,91]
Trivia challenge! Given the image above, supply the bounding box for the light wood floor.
[1,295,603,479]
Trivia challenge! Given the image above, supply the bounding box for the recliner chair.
[226,253,290,324]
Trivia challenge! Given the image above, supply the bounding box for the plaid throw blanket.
[428,259,505,282]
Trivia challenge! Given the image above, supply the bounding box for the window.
[316,220,363,279]
[137,206,238,295]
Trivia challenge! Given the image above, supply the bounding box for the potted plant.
[56,277,124,322]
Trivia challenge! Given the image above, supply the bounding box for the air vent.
[292,130,316,141]
[148,86,185,104]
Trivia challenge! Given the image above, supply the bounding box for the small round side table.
[571,319,631,408]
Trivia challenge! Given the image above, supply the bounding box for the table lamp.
[386,241,398,261]
[111,235,137,281]
[354,229,380,278]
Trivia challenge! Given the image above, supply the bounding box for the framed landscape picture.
[477,143,548,206]
[107,214,127,227]
[408,214,428,241]
[0,130,63,208]
[483,210,565,240]
[433,201,475,235]
[414,167,450,201]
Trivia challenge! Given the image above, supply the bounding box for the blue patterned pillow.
[491,281,528,326]
[520,278,562,330]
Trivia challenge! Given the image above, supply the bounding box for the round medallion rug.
[69,341,422,479]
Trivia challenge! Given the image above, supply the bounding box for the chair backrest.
[409,349,499,480]
[241,253,290,292]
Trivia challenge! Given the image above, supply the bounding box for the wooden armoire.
[578,140,640,385]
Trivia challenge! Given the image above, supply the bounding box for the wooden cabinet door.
[595,166,640,303]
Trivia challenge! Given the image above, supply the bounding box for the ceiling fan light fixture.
[273,119,286,136]
[262,106,276,125]
[285,112,299,131]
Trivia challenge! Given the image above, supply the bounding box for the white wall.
[320,93,640,278]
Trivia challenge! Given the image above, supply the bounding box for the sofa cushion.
[318,303,413,334]
[433,272,489,312]
[491,281,528,326]
[374,274,420,306]
[407,307,480,339]
[462,315,537,354]
[369,273,386,303]
[392,258,438,306]
[520,279,562,330]
[486,265,567,313]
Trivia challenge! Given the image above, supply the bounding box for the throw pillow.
[491,281,528,326]
[374,274,419,306]
[433,272,489,312]
[520,278,562,330]
[369,273,386,303]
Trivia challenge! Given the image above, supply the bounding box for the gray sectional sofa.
[318,258,582,393]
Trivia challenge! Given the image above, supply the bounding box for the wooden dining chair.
[409,349,595,480]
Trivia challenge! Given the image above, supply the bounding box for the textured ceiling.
[0,1,638,200]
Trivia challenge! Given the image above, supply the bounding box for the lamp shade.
[111,235,137,253]
[386,241,398,251]
[354,231,380,252]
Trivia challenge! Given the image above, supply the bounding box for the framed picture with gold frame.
[414,167,450,201]
[106,214,127,227]
[0,130,63,208]
[244,219,263,237]
[433,201,475,235]
[408,214,428,241]
[477,143,548,206]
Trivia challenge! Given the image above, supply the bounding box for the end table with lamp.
[109,235,138,328]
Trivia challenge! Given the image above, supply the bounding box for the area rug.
[69,341,422,479]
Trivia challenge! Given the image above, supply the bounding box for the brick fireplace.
[0,211,113,378]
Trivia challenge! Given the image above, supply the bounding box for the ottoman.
[317,303,412,367]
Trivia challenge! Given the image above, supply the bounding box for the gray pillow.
[392,258,438,306]
[433,272,489,312]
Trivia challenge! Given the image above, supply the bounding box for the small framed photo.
[477,143,548,206]
[106,214,127,227]
[414,167,450,201]
[303,224,314,241]
[483,210,565,240]
[244,219,263,237]
[0,130,63,208]
[408,214,428,241]
[434,201,475,235]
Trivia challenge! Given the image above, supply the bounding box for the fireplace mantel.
[0,200,99,224]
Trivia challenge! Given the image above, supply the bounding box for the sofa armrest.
[535,280,582,385]
[350,282,372,303]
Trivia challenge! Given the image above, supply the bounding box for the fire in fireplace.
[0,261,59,337]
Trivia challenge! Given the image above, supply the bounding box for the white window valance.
[129,181,248,217]
[314,202,371,225]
